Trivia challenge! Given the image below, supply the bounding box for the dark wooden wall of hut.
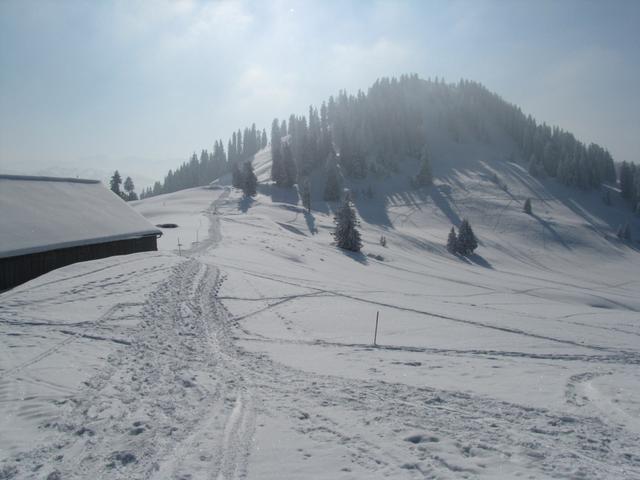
[0,235,158,291]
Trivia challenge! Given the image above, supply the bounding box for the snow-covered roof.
[0,175,162,258]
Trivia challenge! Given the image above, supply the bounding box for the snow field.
[202,150,639,477]
[0,252,185,459]
[2,143,639,478]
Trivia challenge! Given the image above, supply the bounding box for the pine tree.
[323,163,341,201]
[523,198,532,214]
[232,162,243,189]
[271,119,285,185]
[300,178,311,213]
[333,199,362,252]
[366,185,374,199]
[282,143,297,187]
[250,123,258,156]
[619,162,634,201]
[324,169,340,202]
[446,227,458,254]
[272,157,286,186]
[242,161,257,197]
[110,170,123,197]
[528,154,544,178]
[236,129,243,159]
[123,176,137,201]
[457,219,478,256]
[415,148,433,186]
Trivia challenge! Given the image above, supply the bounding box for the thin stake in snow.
[177,237,183,256]
[373,311,379,346]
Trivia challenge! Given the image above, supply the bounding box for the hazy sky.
[1,0,638,183]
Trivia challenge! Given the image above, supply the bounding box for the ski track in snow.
[214,265,640,358]
[3,256,257,479]
[3,186,640,479]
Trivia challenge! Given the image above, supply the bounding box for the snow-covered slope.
[1,145,639,479]
[204,152,640,478]
[0,252,185,461]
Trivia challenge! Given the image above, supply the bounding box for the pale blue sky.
[1,0,638,182]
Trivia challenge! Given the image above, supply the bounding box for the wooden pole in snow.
[373,311,379,346]
[177,237,182,256]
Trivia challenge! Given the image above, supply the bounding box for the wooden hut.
[0,175,162,290]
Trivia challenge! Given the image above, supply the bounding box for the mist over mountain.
[145,74,624,205]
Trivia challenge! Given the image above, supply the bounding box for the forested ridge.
[140,125,267,198]
[142,74,637,211]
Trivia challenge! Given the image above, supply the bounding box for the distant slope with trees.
[143,74,637,212]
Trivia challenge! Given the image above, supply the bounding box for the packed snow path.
[2,257,255,479]
[2,185,640,479]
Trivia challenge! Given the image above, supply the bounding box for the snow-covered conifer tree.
[271,119,285,185]
[414,148,433,187]
[261,129,268,149]
[447,227,458,253]
[110,170,123,197]
[242,161,257,197]
[457,219,478,255]
[232,162,243,189]
[124,176,137,201]
[324,160,341,202]
[333,199,362,252]
[619,162,634,201]
[300,178,311,213]
[528,154,544,178]
[282,143,297,187]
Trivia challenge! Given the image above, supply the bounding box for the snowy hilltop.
[2,76,640,479]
